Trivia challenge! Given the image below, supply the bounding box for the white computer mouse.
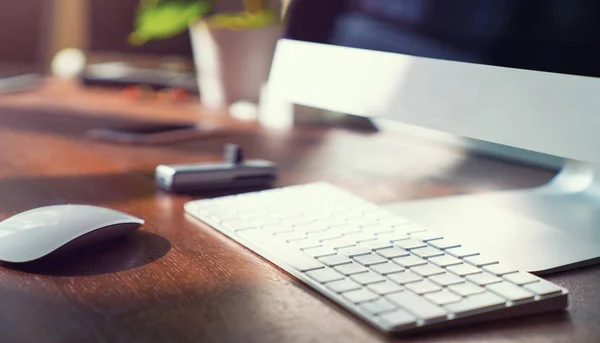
[0,204,144,263]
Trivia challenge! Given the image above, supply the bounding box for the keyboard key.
[429,255,463,268]
[316,218,348,228]
[448,283,486,297]
[445,292,506,317]
[368,281,404,295]
[429,273,465,287]
[362,224,395,235]
[425,290,462,305]
[466,273,503,286]
[310,231,341,242]
[360,239,393,251]
[338,246,372,257]
[410,231,444,242]
[274,231,307,243]
[328,224,361,236]
[370,262,404,275]
[303,246,336,258]
[318,254,352,267]
[363,209,395,220]
[463,255,499,267]
[378,309,417,330]
[361,298,397,315]
[262,224,294,234]
[504,272,540,285]
[388,271,423,284]
[349,218,379,227]
[411,247,444,259]
[487,282,535,303]
[351,271,387,285]
[446,247,480,258]
[428,239,461,250]
[294,223,328,234]
[376,231,410,242]
[387,291,447,323]
[378,216,411,227]
[236,229,324,272]
[296,239,322,250]
[447,264,482,277]
[392,255,427,268]
[405,280,442,294]
[354,253,388,266]
[334,262,369,276]
[326,278,361,293]
[524,280,564,297]
[322,237,356,250]
[483,264,519,276]
[377,247,410,259]
[306,268,345,283]
[394,239,427,251]
[342,288,379,304]
[396,224,428,235]
[411,263,445,277]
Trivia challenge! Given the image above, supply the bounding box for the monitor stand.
[385,160,600,275]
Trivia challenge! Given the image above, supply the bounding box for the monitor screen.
[285,0,600,78]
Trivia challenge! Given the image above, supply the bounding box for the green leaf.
[130,1,211,45]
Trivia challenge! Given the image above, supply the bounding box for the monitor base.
[384,161,600,275]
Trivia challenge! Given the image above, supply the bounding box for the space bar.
[236,229,325,272]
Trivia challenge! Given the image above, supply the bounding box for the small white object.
[0,205,143,263]
[51,48,86,77]
[229,101,259,121]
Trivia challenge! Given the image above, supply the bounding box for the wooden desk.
[0,80,598,343]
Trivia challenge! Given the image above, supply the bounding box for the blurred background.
[1,0,194,72]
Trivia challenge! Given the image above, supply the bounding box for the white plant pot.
[189,21,283,111]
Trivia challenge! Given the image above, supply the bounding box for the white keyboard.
[184,183,568,333]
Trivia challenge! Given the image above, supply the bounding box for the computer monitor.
[267,0,600,274]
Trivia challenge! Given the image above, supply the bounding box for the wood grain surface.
[0,79,597,343]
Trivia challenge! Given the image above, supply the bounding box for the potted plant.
[130,0,284,112]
